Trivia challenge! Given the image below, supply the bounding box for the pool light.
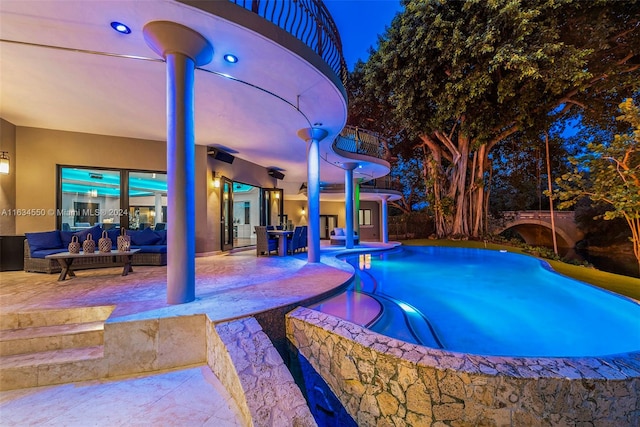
[398,302,418,314]
[223,54,238,64]
[110,22,131,34]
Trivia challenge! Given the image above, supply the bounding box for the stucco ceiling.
[0,0,380,197]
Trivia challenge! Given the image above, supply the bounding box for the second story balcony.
[224,0,347,87]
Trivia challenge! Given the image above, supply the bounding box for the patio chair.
[255,226,278,256]
[300,226,308,251]
[287,226,305,254]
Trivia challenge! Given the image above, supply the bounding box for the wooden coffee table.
[45,249,140,281]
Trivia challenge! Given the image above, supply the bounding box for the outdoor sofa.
[24,226,167,274]
[330,227,359,245]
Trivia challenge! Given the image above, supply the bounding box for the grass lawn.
[402,239,640,301]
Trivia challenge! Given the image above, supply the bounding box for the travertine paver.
[287,307,640,426]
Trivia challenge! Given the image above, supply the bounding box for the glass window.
[359,209,372,226]
[263,189,283,228]
[128,172,167,230]
[60,167,121,231]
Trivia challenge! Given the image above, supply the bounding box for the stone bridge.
[490,210,584,253]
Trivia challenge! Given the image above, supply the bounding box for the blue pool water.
[313,246,640,357]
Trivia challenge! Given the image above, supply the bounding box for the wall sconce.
[212,171,221,188]
[274,191,280,199]
[0,151,9,175]
[301,206,306,215]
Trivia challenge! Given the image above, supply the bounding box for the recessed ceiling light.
[223,54,238,63]
[110,22,131,34]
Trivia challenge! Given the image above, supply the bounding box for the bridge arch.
[490,211,583,255]
[494,220,576,251]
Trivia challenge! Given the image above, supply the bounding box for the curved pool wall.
[330,246,640,358]
[287,307,640,426]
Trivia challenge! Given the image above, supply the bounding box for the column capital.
[342,162,358,171]
[297,127,328,142]
[144,21,213,66]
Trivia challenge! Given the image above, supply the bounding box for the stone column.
[297,127,328,263]
[144,21,213,304]
[343,163,358,249]
[380,195,390,243]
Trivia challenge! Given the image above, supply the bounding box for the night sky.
[324,0,403,70]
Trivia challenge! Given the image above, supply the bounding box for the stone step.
[0,321,104,356]
[0,345,105,391]
[0,305,115,330]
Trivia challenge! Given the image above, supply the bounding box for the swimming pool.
[312,246,640,357]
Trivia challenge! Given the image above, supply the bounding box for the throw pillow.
[60,230,76,248]
[107,228,120,248]
[131,227,160,246]
[25,230,63,252]
[154,230,167,245]
[74,225,102,243]
[334,228,344,236]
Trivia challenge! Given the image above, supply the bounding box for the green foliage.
[489,131,571,213]
[555,99,640,216]
[554,99,640,273]
[351,0,640,238]
[365,0,640,143]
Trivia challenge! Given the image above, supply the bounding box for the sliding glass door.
[232,182,260,247]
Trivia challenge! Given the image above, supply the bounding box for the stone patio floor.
[0,241,394,426]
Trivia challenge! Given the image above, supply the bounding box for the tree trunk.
[472,144,486,237]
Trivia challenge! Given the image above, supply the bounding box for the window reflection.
[232,182,259,247]
[60,168,121,231]
[128,172,167,230]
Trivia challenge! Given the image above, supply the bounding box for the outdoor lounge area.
[23,226,168,274]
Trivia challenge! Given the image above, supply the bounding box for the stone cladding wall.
[287,307,640,426]
[207,316,317,427]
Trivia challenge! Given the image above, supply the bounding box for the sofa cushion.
[74,225,102,243]
[130,227,160,246]
[25,231,63,255]
[106,228,120,249]
[60,230,76,248]
[132,245,167,254]
[31,248,66,259]
[154,230,167,245]
[334,228,345,236]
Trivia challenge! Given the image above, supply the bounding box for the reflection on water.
[577,249,639,279]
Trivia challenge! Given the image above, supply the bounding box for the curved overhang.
[0,0,347,186]
[293,185,403,203]
[328,145,391,180]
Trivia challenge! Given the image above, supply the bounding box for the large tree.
[554,99,640,275]
[358,0,640,238]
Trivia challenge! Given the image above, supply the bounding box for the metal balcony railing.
[228,0,347,85]
[332,126,388,160]
[360,176,403,192]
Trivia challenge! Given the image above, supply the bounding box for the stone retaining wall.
[207,316,316,427]
[287,307,640,426]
